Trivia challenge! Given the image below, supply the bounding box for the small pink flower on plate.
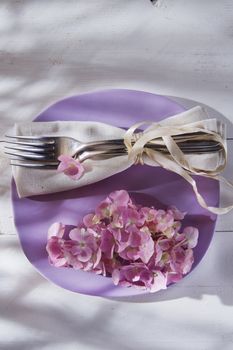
[57,154,84,180]
[68,227,102,272]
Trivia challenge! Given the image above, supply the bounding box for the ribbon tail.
[146,149,233,215]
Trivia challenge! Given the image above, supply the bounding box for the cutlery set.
[2,132,223,169]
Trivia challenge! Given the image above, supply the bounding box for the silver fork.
[4,135,127,159]
[3,135,130,169]
[4,131,209,160]
[2,134,222,169]
[9,149,128,169]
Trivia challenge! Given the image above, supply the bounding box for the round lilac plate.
[12,89,219,297]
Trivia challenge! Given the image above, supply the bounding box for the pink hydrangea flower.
[112,263,167,292]
[46,222,70,267]
[46,236,68,267]
[117,226,154,264]
[46,190,199,293]
[68,227,102,271]
[57,154,84,180]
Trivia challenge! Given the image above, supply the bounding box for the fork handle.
[76,132,218,154]
[78,149,126,162]
[77,142,222,163]
[75,139,221,157]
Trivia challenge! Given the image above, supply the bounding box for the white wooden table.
[1,1,233,349]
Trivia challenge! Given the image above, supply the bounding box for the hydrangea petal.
[183,226,199,248]
[48,222,65,239]
[57,155,84,180]
[109,190,131,207]
[150,271,167,293]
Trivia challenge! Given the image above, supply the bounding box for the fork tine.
[5,144,55,153]
[3,139,55,147]
[5,150,54,160]
[5,135,55,145]
[10,160,58,169]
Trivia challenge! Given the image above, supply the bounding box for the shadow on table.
[0,238,232,350]
[0,240,232,350]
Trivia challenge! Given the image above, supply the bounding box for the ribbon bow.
[124,119,233,215]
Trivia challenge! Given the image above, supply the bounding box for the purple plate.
[12,89,219,297]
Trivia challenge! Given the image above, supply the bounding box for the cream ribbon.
[124,121,233,215]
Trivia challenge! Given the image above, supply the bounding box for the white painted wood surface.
[0,1,233,349]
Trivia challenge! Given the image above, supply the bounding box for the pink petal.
[70,245,82,256]
[140,207,157,223]
[57,155,84,180]
[93,248,102,268]
[140,269,153,284]
[96,200,112,218]
[167,272,183,284]
[150,271,167,293]
[46,237,63,260]
[154,242,163,264]
[138,231,154,263]
[128,228,141,247]
[158,238,170,251]
[112,269,120,285]
[182,249,194,274]
[83,213,100,227]
[183,226,199,248]
[72,259,84,270]
[78,247,93,262]
[168,206,186,220]
[100,230,115,259]
[121,247,139,261]
[124,265,140,282]
[48,222,65,239]
[46,237,69,267]
[69,227,84,242]
[109,190,131,207]
[52,257,68,267]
